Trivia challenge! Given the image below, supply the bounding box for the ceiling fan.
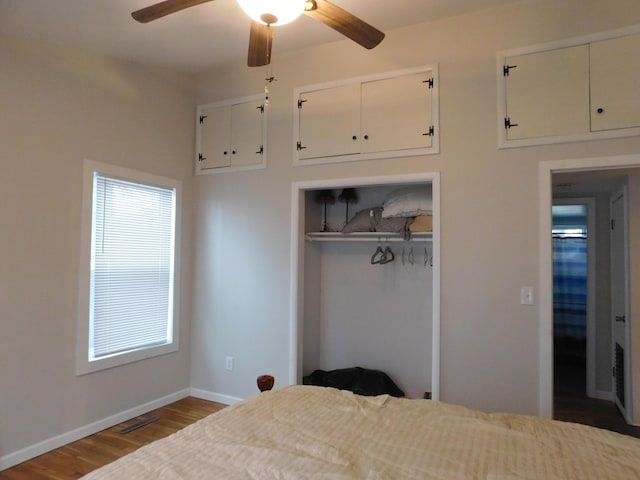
[132,0,385,67]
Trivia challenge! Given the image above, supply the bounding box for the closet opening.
[289,173,440,400]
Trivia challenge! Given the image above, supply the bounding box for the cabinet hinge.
[503,64,517,76]
[422,125,435,137]
[422,78,434,88]
[256,145,264,155]
[199,115,207,124]
[257,104,265,113]
[198,153,206,162]
[504,117,519,129]
[296,141,307,151]
[298,99,307,109]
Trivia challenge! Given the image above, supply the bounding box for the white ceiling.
[0,0,521,73]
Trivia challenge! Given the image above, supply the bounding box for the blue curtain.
[553,237,587,339]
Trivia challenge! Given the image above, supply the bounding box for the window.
[77,160,181,375]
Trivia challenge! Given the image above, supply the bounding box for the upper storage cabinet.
[294,66,439,165]
[196,94,266,175]
[590,33,640,132]
[498,26,640,148]
[503,45,590,140]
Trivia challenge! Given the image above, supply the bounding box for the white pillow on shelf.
[381,186,432,218]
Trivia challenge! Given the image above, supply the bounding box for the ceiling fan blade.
[303,0,385,50]
[247,21,273,67]
[132,0,214,23]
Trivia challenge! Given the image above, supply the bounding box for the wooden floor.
[554,358,640,438]
[0,397,225,480]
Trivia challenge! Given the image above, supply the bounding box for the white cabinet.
[498,27,640,147]
[504,45,590,140]
[361,73,434,153]
[297,83,361,159]
[590,32,640,132]
[196,95,266,174]
[295,66,438,165]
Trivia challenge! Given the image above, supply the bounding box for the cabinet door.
[504,45,590,140]
[199,105,232,169]
[230,99,264,166]
[361,72,433,153]
[297,83,360,160]
[591,32,640,132]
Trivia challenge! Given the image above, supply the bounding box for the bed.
[81,385,640,479]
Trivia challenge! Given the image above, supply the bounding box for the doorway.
[540,155,640,428]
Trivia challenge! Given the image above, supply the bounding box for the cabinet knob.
[364,134,369,140]
[223,151,228,155]
[597,107,604,114]
[232,150,236,155]
[352,135,357,140]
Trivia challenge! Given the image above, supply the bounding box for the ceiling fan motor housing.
[260,13,278,25]
[238,0,307,26]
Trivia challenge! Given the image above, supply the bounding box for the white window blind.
[90,173,176,360]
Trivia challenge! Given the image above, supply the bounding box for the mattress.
[81,385,640,479]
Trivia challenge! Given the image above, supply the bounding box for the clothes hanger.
[424,247,433,267]
[380,245,395,264]
[371,238,384,264]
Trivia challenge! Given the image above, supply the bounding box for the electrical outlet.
[225,356,234,371]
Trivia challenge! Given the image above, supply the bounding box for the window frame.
[76,160,182,375]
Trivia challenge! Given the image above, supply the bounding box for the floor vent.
[119,415,159,434]
[615,342,625,408]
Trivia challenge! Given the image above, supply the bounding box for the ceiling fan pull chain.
[264,58,276,107]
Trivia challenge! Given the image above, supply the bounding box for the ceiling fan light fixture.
[237,0,306,26]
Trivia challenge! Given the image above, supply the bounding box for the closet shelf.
[305,232,432,242]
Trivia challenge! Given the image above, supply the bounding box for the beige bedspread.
[82,385,640,479]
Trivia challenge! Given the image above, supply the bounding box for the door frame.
[539,153,640,419]
[289,172,441,399]
[552,197,597,399]
[609,186,633,422]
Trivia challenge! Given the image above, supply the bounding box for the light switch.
[521,286,534,305]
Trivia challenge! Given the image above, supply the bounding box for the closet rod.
[552,234,587,239]
[305,233,432,243]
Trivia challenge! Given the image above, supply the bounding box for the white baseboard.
[590,389,614,402]
[190,387,244,406]
[0,388,191,471]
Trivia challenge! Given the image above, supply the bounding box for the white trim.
[502,23,640,59]
[593,389,615,402]
[497,23,640,149]
[0,389,190,471]
[76,160,182,376]
[290,172,441,400]
[539,153,640,418]
[292,65,440,166]
[609,186,633,423]
[189,388,243,406]
[294,65,439,97]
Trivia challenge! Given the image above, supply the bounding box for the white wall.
[191,0,640,414]
[0,35,195,462]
